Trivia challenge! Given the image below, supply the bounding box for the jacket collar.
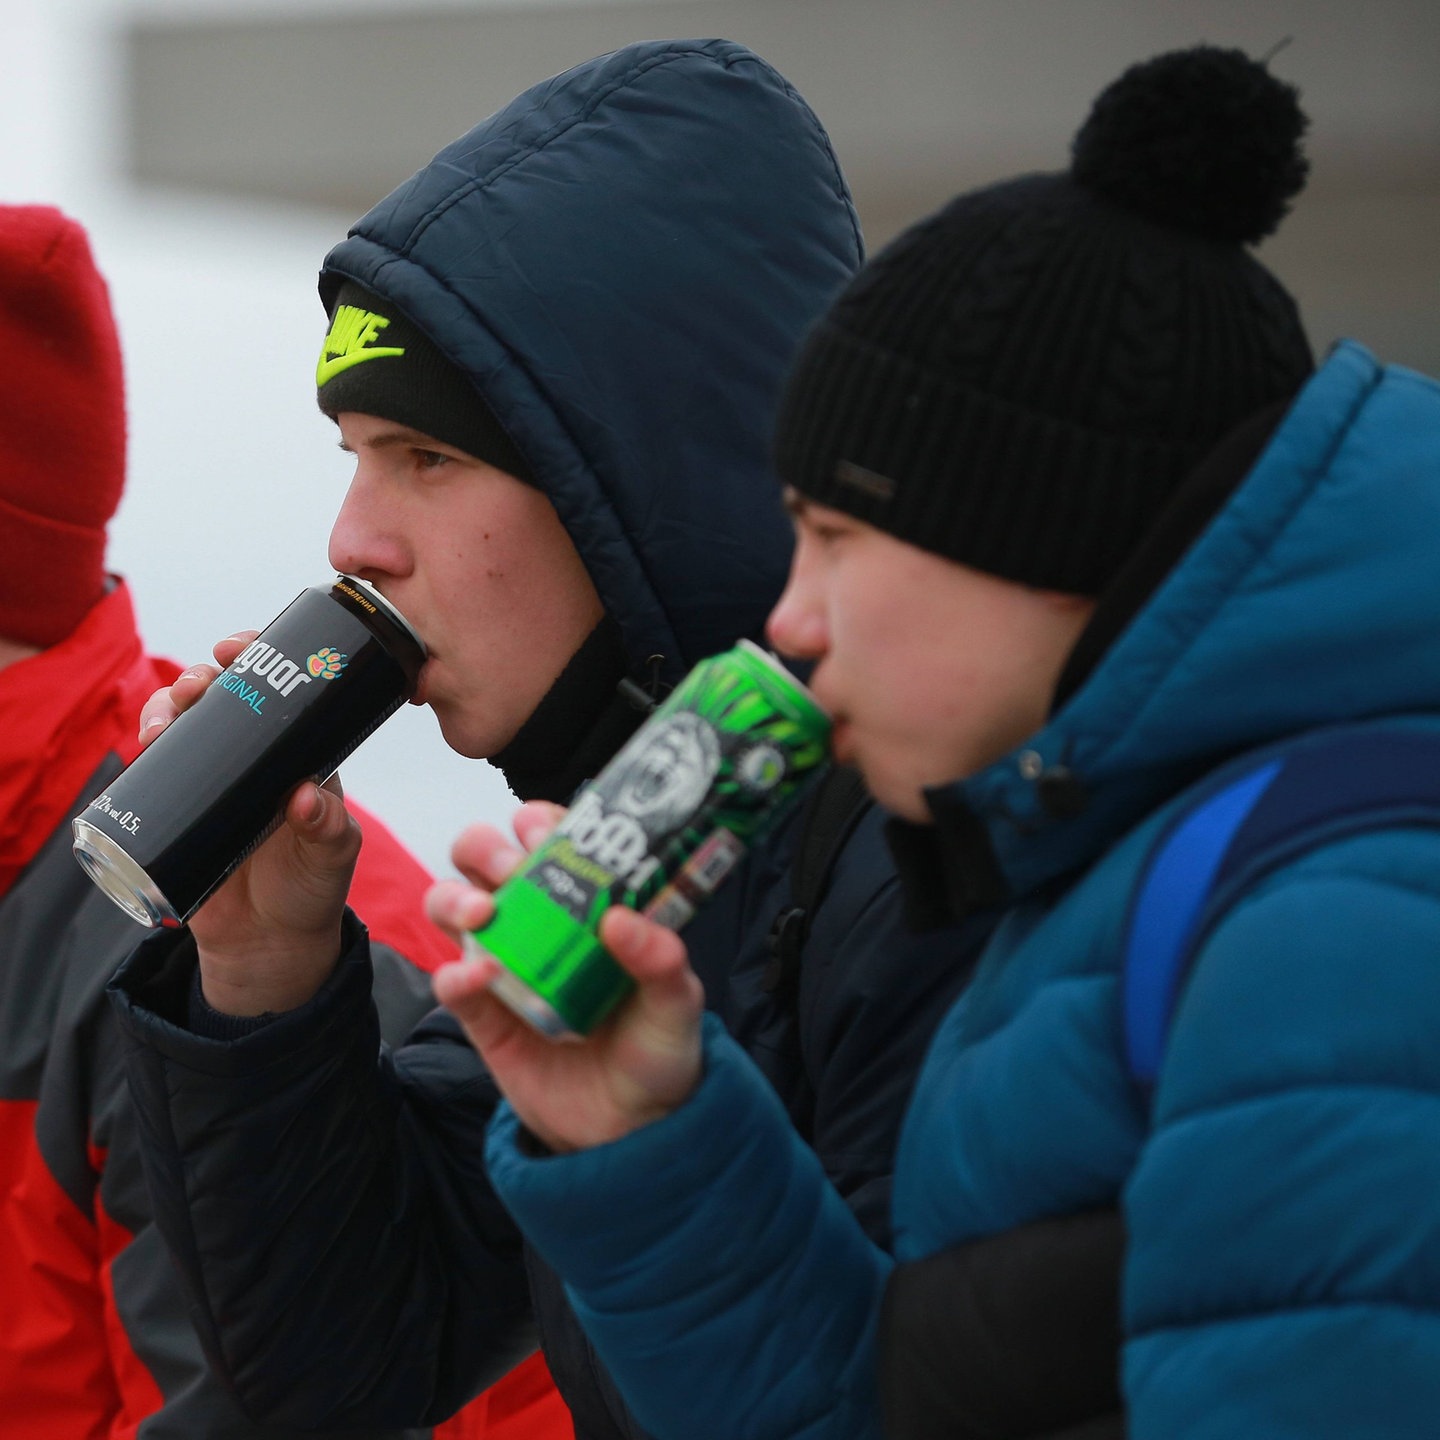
[488,615,651,803]
[896,342,1429,922]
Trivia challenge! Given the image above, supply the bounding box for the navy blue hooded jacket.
[108,40,989,1439]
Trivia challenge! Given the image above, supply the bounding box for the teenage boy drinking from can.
[421,45,1440,1440]
[109,39,995,1440]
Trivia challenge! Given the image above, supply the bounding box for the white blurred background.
[4,0,1437,877]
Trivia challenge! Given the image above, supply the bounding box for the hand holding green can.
[467,640,830,1036]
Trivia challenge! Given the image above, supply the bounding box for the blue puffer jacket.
[108,39,990,1440]
[486,342,1440,1439]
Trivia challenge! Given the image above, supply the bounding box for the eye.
[805,518,852,548]
[413,448,453,471]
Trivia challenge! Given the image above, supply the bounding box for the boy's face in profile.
[767,492,1094,823]
[327,412,605,762]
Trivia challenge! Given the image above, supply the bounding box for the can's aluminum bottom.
[461,934,579,1040]
[71,820,181,929]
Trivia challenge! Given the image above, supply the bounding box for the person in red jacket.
[0,204,571,1439]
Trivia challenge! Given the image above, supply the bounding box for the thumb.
[286,781,361,864]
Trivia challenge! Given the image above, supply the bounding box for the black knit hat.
[775,45,1314,595]
[316,280,532,482]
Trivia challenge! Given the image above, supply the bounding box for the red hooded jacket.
[0,579,569,1439]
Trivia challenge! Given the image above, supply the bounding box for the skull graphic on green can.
[468,640,831,1036]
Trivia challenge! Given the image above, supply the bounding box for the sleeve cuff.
[187,966,282,1038]
[485,1012,825,1294]
[107,908,377,1074]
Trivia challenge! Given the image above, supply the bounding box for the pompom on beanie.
[0,206,127,645]
[775,45,1315,595]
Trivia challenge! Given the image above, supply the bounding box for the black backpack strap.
[763,765,871,1001]
[1123,726,1440,1094]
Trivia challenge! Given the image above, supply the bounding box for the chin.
[427,704,488,761]
[431,699,526,764]
[850,751,931,824]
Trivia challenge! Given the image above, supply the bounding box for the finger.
[425,878,496,939]
[598,907,703,1111]
[137,663,220,745]
[600,905,690,983]
[432,951,539,1063]
[169,662,222,710]
[599,906,703,1026]
[212,630,259,668]
[431,946,501,1009]
[512,801,566,853]
[285,781,360,856]
[137,635,257,747]
[450,823,524,889]
[138,686,181,747]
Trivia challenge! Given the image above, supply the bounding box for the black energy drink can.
[469,639,831,1037]
[72,575,425,928]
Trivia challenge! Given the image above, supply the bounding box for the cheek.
[837,601,942,723]
[457,496,601,679]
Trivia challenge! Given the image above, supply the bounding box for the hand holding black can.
[73,576,426,942]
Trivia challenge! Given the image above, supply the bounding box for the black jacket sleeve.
[879,1209,1126,1440]
[107,911,536,1431]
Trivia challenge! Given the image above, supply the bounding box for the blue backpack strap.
[1123,727,1440,1091]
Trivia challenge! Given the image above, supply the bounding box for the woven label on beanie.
[316,304,406,385]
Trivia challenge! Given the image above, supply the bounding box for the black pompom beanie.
[774,46,1315,595]
[316,279,533,483]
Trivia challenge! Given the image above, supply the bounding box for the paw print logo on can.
[307,646,348,680]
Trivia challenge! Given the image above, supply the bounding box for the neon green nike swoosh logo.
[316,346,406,385]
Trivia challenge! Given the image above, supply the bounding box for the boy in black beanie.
[443,45,1440,1440]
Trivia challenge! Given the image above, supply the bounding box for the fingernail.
[180,666,206,681]
[140,715,167,741]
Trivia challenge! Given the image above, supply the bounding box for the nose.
[327,470,408,582]
[766,563,827,663]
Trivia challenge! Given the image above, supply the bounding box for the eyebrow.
[339,426,447,454]
[368,428,435,449]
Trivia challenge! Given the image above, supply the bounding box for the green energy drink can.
[469,639,830,1037]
